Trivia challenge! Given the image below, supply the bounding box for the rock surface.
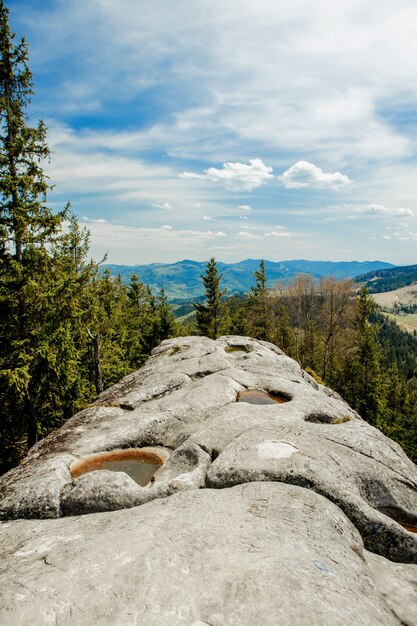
[0,335,416,625]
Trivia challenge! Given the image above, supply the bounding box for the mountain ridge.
[104,259,395,300]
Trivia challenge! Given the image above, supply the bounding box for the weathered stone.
[205,422,417,562]
[365,552,417,625]
[0,335,416,624]
[0,483,407,626]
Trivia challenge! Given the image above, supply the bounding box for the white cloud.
[207,230,226,237]
[356,204,414,217]
[15,1,417,265]
[281,161,352,189]
[152,202,174,210]
[80,219,230,263]
[235,231,261,239]
[265,231,291,237]
[238,205,252,211]
[180,159,273,192]
[203,215,215,221]
[82,217,108,223]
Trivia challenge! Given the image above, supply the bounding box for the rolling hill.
[356,264,417,333]
[355,264,417,293]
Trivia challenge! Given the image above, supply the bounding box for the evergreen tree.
[125,274,158,368]
[155,289,177,342]
[194,257,227,339]
[0,3,95,470]
[247,260,275,341]
[227,295,249,336]
[341,288,383,425]
[86,270,135,388]
[0,2,63,455]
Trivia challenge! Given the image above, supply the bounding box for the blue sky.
[7,0,417,264]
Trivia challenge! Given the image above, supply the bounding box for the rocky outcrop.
[0,336,416,625]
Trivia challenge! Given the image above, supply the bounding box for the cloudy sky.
[8,0,417,264]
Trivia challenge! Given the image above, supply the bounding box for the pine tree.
[155,289,177,342]
[0,3,94,470]
[227,295,249,336]
[341,288,383,425]
[247,260,275,341]
[194,257,227,339]
[0,2,61,454]
[86,270,132,388]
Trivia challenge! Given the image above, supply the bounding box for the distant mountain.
[103,259,394,301]
[355,264,417,293]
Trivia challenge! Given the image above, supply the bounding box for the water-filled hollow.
[70,448,166,487]
[225,346,250,356]
[400,522,417,534]
[237,389,290,405]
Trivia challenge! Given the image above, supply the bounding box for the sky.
[7,0,417,265]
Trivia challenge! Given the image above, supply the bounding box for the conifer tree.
[86,270,132,387]
[0,2,94,470]
[227,295,249,336]
[247,260,275,341]
[194,257,227,339]
[155,289,177,342]
[0,2,59,453]
[341,288,382,425]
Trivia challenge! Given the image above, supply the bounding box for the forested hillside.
[356,264,417,293]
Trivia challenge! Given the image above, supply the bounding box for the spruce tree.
[0,2,59,453]
[0,2,94,470]
[155,289,177,342]
[247,260,275,341]
[341,288,383,425]
[194,257,227,339]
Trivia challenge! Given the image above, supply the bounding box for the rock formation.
[0,336,416,625]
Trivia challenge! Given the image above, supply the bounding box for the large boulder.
[0,336,416,625]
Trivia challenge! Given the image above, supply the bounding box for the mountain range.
[103,259,394,301]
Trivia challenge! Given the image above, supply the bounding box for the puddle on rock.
[237,389,290,405]
[400,523,417,534]
[70,449,166,487]
[225,346,249,356]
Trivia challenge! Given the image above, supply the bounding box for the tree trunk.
[88,329,104,395]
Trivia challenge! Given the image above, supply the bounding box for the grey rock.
[365,552,417,625]
[1,335,417,624]
[205,422,417,562]
[0,483,409,626]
